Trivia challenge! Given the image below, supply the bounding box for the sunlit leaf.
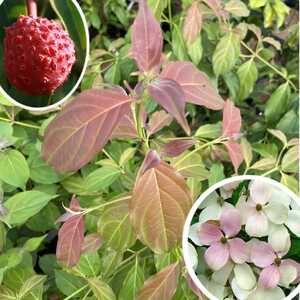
[131,0,163,72]
[136,262,180,300]
[241,138,253,168]
[225,0,250,17]
[268,129,287,146]
[130,162,192,253]
[250,157,276,170]
[56,198,84,267]
[160,62,224,110]
[42,89,132,173]
[281,145,299,173]
[18,275,46,299]
[148,79,190,135]
[183,2,203,43]
[112,110,138,139]
[89,278,116,300]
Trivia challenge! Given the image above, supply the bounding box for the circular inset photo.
[183,175,300,300]
[0,0,89,110]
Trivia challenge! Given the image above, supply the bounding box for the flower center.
[256,204,263,211]
[220,237,227,244]
[274,258,281,266]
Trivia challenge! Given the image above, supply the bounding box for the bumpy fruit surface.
[4,16,76,96]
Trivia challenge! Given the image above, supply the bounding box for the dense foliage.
[0,0,298,299]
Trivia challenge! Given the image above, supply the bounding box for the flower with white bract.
[237,180,299,238]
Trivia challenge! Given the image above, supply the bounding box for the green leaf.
[241,138,253,168]
[0,150,29,189]
[98,196,135,251]
[119,257,145,300]
[76,252,101,278]
[147,0,168,19]
[195,122,222,139]
[250,157,276,170]
[265,83,291,123]
[28,155,62,185]
[281,146,299,173]
[208,164,225,186]
[18,275,46,299]
[55,270,86,296]
[89,278,116,300]
[252,143,278,158]
[225,0,250,17]
[237,59,258,100]
[268,129,287,146]
[250,0,267,9]
[277,110,299,138]
[23,235,47,252]
[187,35,203,65]
[281,173,299,194]
[2,191,56,226]
[0,286,16,300]
[172,25,189,61]
[85,166,121,193]
[213,32,240,75]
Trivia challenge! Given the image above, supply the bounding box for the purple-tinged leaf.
[112,110,138,139]
[183,2,203,43]
[148,110,173,136]
[186,274,207,299]
[42,89,132,173]
[224,141,243,173]
[55,197,83,224]
[202,0,228,20]
[162,139,196,157]
[148,79,191,135]
[139,150,161,176]
[81,234,102,254]
[222,99,242,137]
[56,197,84,267]
[160,62,224,110]
[131,0,163,73]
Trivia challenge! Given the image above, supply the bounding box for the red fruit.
[4,16,76,96]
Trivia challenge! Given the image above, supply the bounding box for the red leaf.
[183,2,203,43]
[160,62,224,110]
[222,99,242,137]
[81,234,102,254]
[56,197,84,267]
[148,79,190,135]
[131,0,163,72]
[42,89,132,173]
[162,139,196,157]
[148,110,173,136]
[139,150,161,176]
[224,141,243,173]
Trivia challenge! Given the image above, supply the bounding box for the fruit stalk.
[26,0,37,18]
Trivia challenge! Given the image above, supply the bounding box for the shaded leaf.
[139,150,161,176]
[98,195,135,251]
[130,162,192,253]
[160,62,224,110]
[224,141,243,173]
[89,278,116,300]
[183,2,203,43]
[213,32,240,75]
[136,262,180,300]
[148,79,190,135]
[162,139,196,157]
[56,198,84,267]
[42,89,132,173]
[55,270,85,297]
[119,257,145,300]
[222,99,242,137]
[148,110,173,136]
[131,0,163,72]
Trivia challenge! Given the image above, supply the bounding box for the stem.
[241,41,298,91]
[0,117,40,129]
[26,0,38,18]
[261,167,279,177]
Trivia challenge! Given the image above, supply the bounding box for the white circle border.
[0,0,90,112]
[182,175,300,300]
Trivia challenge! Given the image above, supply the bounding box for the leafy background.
[0,0,87,107]
[0,0,299,299]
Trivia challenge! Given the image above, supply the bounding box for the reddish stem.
[26,0,38,18]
